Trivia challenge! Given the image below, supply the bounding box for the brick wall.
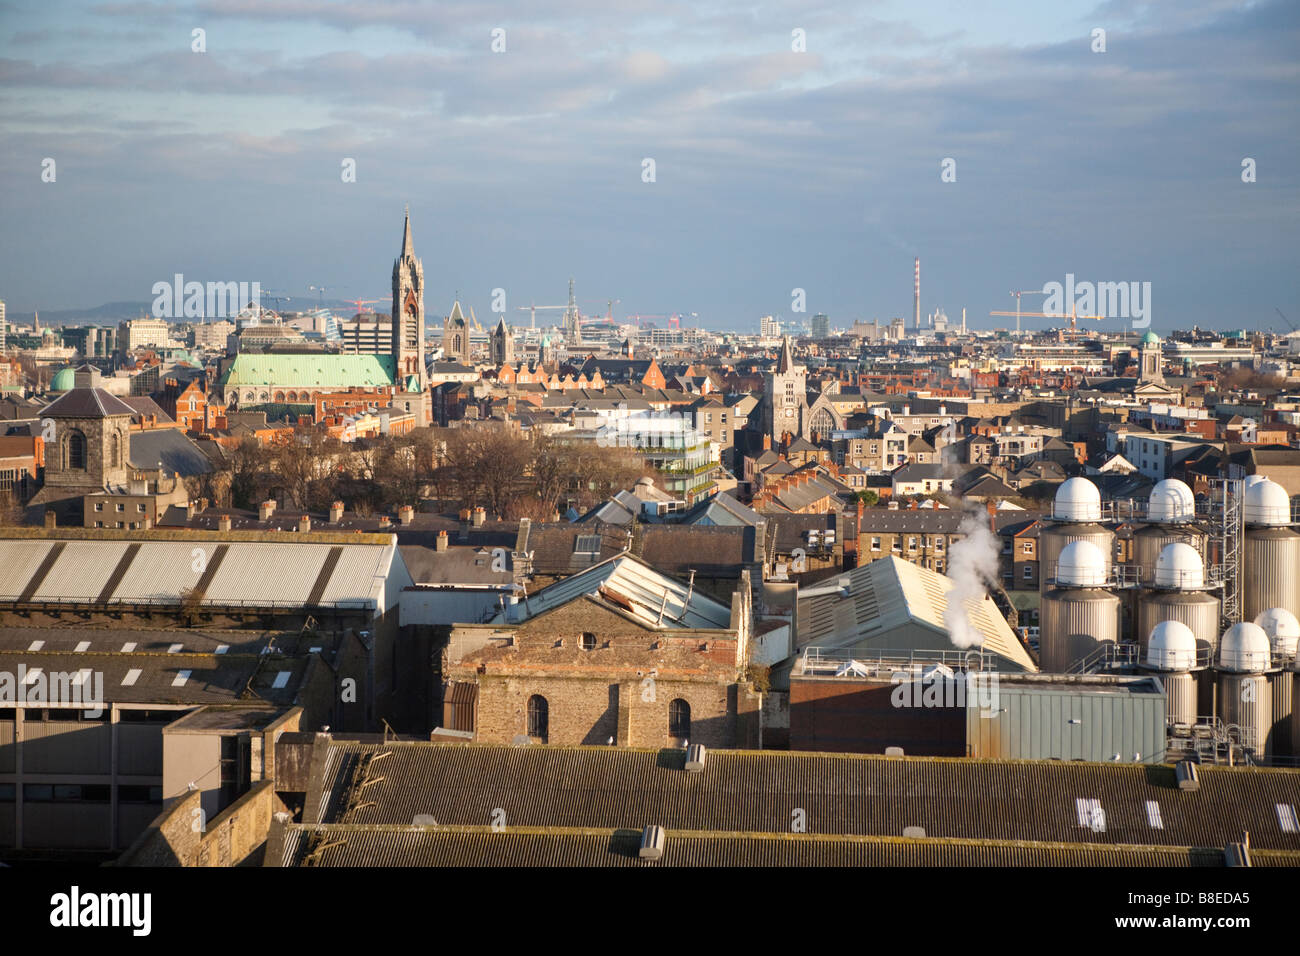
[115,779,286,867]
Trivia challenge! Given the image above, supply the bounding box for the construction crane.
[1275,308,1296,334]
[308,285,329,309]
[1003,290,1047,336]
[342,298,383,316]
[606,299,620,322]
[468,306,485,333]
[517,304,565,329]
[625,314,670,329]
[989,302,1105,337]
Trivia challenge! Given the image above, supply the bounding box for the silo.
[1039,477,1114,596]
[1243,479,1300,622]
[1040,540,1121,673]
[1256,608,1299,758]
[1135,543,1221,659]
[1217,622,1273,758]
[1134,479,1206,586]
[1143,620,1201,728]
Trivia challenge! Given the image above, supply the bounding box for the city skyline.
[0,0,1296,330]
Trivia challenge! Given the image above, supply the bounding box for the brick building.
[443,554,760,749]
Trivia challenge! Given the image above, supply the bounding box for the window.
[1022,541,1032,554]
[1023,565,1034,580]
[138,503,146,512]
[669,699,691,740]
[908,537,917,551]
[574,534,602,556]
[934,539,944,553]
[527,695,548,742]
[580,633,596,651]
[871,537,881,551]
[66,431,86,470]
[116,503,125,512]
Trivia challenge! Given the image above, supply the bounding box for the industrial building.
[263,737,1300,867]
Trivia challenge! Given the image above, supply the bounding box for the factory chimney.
[913,257,920,332]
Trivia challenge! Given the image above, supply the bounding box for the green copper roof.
[218,353,397,387]
[1139,331,1160,346]
[404,374,422,392]
[50,367,77,392]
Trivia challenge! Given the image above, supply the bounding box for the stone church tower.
[391,209,426,386]
[491,317,513,366]
[442,302,472,365]
[762,336,809,443]
[1138,331,1164,385]
[29,365,134,523]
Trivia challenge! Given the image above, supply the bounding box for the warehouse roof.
[798,555,1038,672]
[487,552,733,631]
[297,740,1300,852]
[0,531,410,611]
[267,824,1295,868]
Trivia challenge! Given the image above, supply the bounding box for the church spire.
[777,335,794,373]
[399,206,415,260]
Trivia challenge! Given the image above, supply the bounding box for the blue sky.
[0,0,1297,333]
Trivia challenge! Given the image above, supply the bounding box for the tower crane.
[516,304,565,329]
[342,298,383,316]
[1003,290,1047,336]
[988,303,1105,337]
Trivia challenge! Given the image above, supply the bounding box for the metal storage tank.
[1135,543,1220,658]
[1243,479,1300,622]
[1040,540,1121,673]
[1134,481,1205,586]
[1143,620,1201,728]
[1040,477,1113,595]
[1256,608,1299,758]
[1216,622,1273,758]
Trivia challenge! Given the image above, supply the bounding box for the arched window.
[811,407,835,435]
[580,632,596,651]
[527,695,548,742]
[110,433,121,469]
[66,430,86,471]
[669,699,691,741]
[274,391,285,402]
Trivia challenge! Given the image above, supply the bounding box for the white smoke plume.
[943,508,1001,649]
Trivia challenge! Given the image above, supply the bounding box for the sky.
[0,0,1297,333]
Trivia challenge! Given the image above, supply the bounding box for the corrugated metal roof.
[798,555,1037,672]
[270,823,1267,867]
[495,554,732,630]
[298,741,1300,852]
[0,537,409,610]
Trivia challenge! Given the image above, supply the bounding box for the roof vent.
[685,744,707,772]
[1175,760,1200,791]
[884,746,905,757]
[639,825,666,860]
[902,826,926,839]
[1225,833,1252,867]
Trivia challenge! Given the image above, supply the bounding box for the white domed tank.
[1040,478,1112,595]
[1217,622,1273,757]
[1137,543,1220,659]
[1053,477,1102,521]
[1256,609,1299,758]
[1243,479,1300,621]
[1145,620,1200,727]
[1056,540,1108,587]
[1135,481,1206,586]
[1154,542,1203,589]
[1255,608,1300,661]
[1040,540,1121,672]
[1148,479,1196,523]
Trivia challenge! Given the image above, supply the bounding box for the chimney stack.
[330,501,344,523]
[913,257,920,332]
[218,514,232,532]
[186,500,197,520]
[435,530,449,552]
[379,515,392,528]
[458,508,471,541]
[299,515,311,533]
[471,507,486,528]
[259,500,275,522]
[399,505,415,525]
